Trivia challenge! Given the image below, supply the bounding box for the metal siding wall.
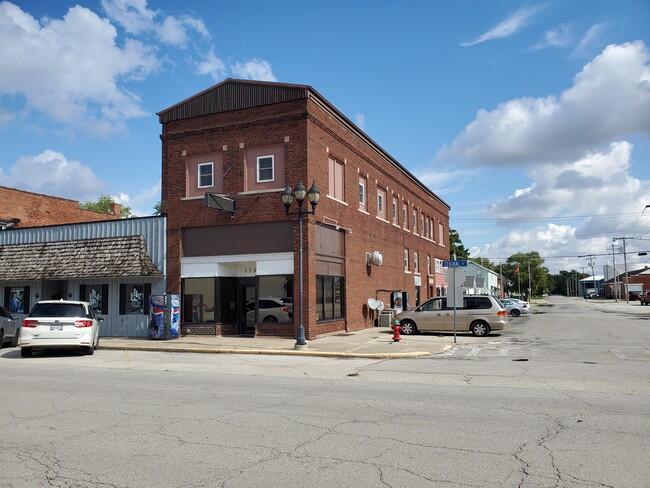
[0,217,166,274]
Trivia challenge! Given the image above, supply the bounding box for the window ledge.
[375,216,389,224]
[181,195,205,201]
[327,194,348,205]
[358,208,370,215]
[237,188,286,196]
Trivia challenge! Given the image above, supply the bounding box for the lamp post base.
[293,342,308,350]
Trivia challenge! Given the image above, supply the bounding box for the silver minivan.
[394,295,508,336]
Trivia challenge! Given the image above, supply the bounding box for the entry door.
[238,279,256,335]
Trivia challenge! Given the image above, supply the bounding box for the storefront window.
[10,287,24,313]
[183,278,215,323]
[257,275,293,324]
[316,275,345,321]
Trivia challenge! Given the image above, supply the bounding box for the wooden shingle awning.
[0,235,163,280]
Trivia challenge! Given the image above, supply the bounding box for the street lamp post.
[282,181,320,349]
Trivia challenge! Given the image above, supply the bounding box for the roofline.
[158,79,450,210]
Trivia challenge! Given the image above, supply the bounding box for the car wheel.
[21,347,32,357]
[400,320,417,335]
[262,315,278,323]
[470,321,490,337]
[11,328,20,348]
[94,336,100,350]
[511,309,521,317]
[85,345,95,355]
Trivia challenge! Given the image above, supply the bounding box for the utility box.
[379,309,396,327]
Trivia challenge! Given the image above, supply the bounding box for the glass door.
[238,279,256,335]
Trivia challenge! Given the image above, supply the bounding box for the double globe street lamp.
[281,181,320,349]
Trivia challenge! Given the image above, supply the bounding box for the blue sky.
[1,0,649,274]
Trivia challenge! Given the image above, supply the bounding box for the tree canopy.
[79,195,132,218]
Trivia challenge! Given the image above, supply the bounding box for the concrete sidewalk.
[98,298,649,359]
[99,326,454,359]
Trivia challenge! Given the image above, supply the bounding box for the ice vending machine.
[148,295,180,339]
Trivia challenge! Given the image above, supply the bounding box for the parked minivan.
[394,295,508,336]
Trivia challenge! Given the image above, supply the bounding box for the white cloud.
[196,49,228,80]
[572,23,608,58]
[101,0,209,46]
[439,41,650,167]
[0,2,158,135]
[461,6,543,47]
[0,150,105,201]
[354,113,366,130]
[530,24,572,50]
[230,59,277,82]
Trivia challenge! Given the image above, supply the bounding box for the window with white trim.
[412,210,417,234]
[198,162,214,188]
[359,175,367,211]
[414,251,419,274]
[404,249,409,272]
[257,155,274,182]
[427,255,431,274]
[377,186,387,220]
[439,222,444,246]
[403,204,408,229]
[392,196,398,225]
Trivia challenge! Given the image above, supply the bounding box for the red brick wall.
[0,186,121,228]
[161,94,450,339]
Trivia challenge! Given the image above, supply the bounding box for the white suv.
[20,300,103,357]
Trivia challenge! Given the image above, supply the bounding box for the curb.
[98,344,433,359]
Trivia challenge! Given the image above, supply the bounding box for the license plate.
[50,324,63,331]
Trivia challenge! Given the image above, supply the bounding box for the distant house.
[463,261,500,297]
[0,186,121,229]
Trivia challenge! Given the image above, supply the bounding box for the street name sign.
[442,260,468,267]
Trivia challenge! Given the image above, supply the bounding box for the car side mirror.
[12,315,19,320]
[97,316,105,322]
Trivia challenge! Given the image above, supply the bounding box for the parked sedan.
[20,300,102,357]
[245,298,290,324]
[500,298,530,317]
[0,305,20,348]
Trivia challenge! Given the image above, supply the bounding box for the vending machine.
[148,295,180,339]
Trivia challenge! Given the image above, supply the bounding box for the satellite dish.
[367,298,380,310]
[377,301,385,312]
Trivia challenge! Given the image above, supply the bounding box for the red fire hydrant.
[392,318,402,342]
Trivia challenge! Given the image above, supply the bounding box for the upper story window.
[421,215,425,236]
[377,186,387,220]
[404,249,409,272]
[328,158,345,201]
[424,218,429,239]
[439,222,445,246]
[359,174,367,211]
[412,209,417,234]
[187,153,223,198]
[414,252,419,274]
[402,203,408,229]
[198,162,214,188]
[257,156,274,183]
[427,255,431,274]
[245,144,285,192]
[435,258,442,273]
[392,196,398,225]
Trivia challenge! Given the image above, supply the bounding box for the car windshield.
[29,303,88,318]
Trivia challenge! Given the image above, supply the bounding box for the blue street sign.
[443,260,468,267]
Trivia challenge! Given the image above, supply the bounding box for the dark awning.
[0,235,164,280]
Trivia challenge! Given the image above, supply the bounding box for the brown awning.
[0,235,163,280]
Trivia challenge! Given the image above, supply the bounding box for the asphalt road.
[1,296,648,487]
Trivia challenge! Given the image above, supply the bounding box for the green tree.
[449,229,469,260]
[80,194,132,218]
[504,251,551,300]
[153,201,163,215]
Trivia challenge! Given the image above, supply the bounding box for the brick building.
[158,79,450,340]
[0,186,121,229]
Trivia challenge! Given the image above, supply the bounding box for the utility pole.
[613,237,632,304]
[578,255,597,297]
[611,243,618,302]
